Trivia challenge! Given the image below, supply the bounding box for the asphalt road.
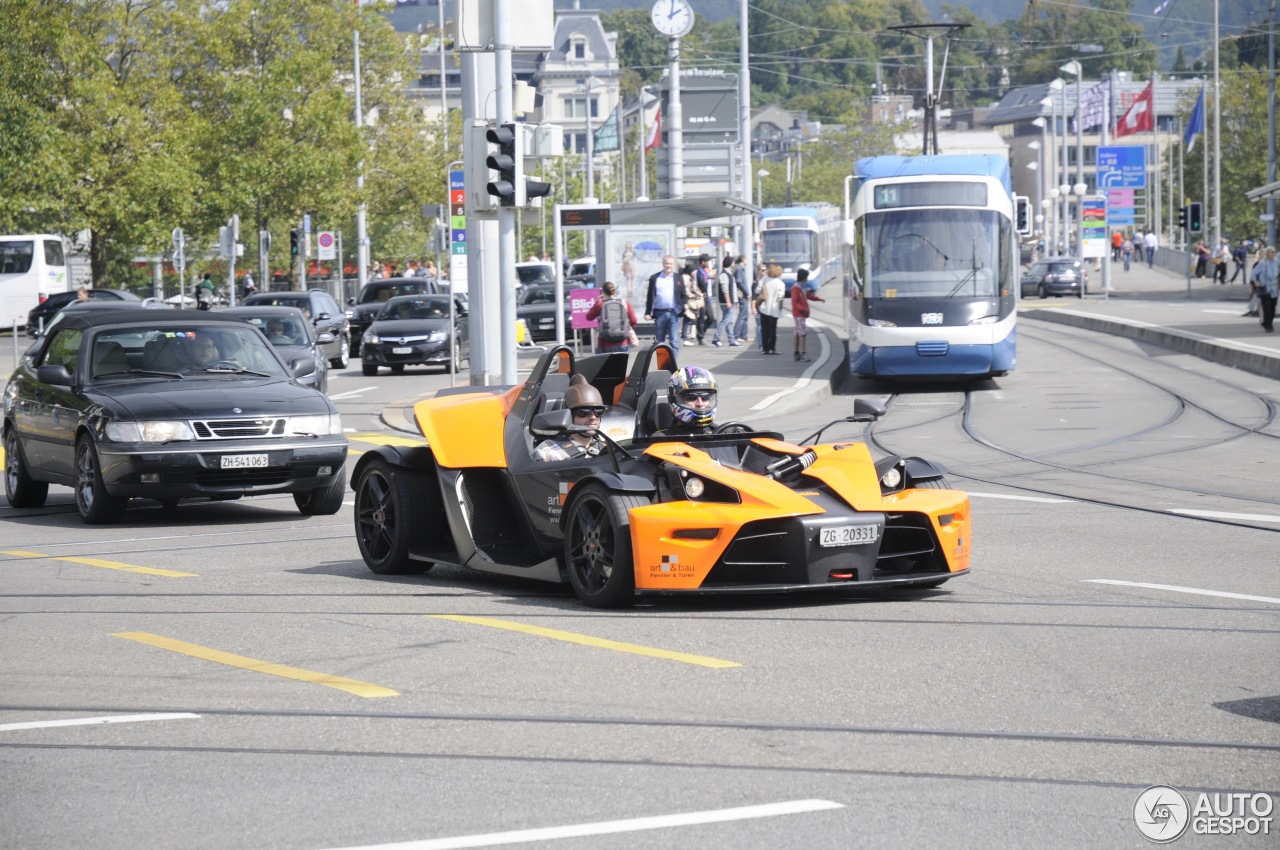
[1,322,1277,849]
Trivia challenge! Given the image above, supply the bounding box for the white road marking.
[0,713,200,732]
[321,799,845,850]
[1084,580,1280,605]
[750,320,831,411]
[967,492,1076,504]
[1168,509,1280,523]
[331,387,378,401]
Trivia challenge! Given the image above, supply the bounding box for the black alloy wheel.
[75,435,127,524]
[5,428,48,508]
[353,459,435,574]
[562,484,647,608]
[331,334,350,369]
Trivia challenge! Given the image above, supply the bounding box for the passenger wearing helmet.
[533,374,610,461]
[654,365,718,437]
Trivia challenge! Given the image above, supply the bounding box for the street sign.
[448,169,468,283]
[1082,196,1108,259]
[1097,146,1146,189]
[317,230,336,261]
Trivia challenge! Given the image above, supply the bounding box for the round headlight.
[880,467,902,489]
[685,477,706,499]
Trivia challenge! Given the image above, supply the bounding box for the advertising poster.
[602,226,677,310]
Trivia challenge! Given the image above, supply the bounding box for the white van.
[0,234,69,329]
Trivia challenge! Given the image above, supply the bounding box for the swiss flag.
[1115,81,1154,138]
[645,108,662,152]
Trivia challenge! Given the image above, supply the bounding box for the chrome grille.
[192,418,287,440]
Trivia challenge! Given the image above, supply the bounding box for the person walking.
[712,256,739,347]
[679,257,704,345]
[586,281,637,354]
[790,269,824,361]
[1194,240,1210,279]
[644,255,687,357]
[1144,229,1158,268]
[1211,238,1230,284]
[1229,239,1250,284]
[732,256,751,343]
[196,273,215,310]
[1250,246,1279,333]
[1121,234,1134,272]
[755,262,786,355]
[1110,230,1123,262]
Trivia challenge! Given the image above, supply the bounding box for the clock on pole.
[651,0,694,38]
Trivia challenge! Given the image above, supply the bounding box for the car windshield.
[360,283,424,303]
[520,286,557,306]
[248,316,311,344]
[516,265,554,284]
[89,325,288,379]
[1046,262,1080,275]
[378,297,449,320]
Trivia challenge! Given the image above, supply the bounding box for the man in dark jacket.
[644,254,687,357]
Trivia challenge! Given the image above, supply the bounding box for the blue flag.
[1184,85,1205,153]
[592,107,620,153]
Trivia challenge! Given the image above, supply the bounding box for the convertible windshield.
[858,208,1008,299]
[89,325,288,379]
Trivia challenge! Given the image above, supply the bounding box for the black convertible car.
[3,309,348,523]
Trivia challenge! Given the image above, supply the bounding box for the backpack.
[598,298,629,343]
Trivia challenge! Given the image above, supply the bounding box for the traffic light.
[1014,195,1031,236]
[1177,206,1188,229]
[486,123,520,207]
[289,228,299,256]
[1187,201,1202,233]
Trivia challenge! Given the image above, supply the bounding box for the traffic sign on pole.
[317,230,336,261]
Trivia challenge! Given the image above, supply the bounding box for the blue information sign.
[1097,146,1146,189]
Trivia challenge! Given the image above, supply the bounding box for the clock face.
[651,0,694,38]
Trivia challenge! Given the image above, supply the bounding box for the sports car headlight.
[364,332,380,345]
[968,315,998,325]
[285,414,342,436]
[105,420,196,443]
[880,466,902,489]
[868,318,897,328]
[672,468,740,504]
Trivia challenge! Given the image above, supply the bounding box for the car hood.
[366,318,449,335]
[85,379,333,420]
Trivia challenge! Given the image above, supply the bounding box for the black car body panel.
[1021,256,1088,298]
[27,289,142,336]
[240,290,350,366]
[4,309,346,520]
[218,305,329,392]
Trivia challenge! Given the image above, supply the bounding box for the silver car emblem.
[233,407,243,414]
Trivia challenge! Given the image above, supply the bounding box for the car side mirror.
[316,332,337,344]
[36,364,73,386]
[291,359,317,379]
[346,297,356,306]
[530,407,572,438]
[315,312,331,322]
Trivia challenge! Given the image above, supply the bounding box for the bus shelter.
[550,197,759,345]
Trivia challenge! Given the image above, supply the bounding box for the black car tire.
[5,429,48,508]
[389,364,405,374]
[353,459,437,574]
[915,476,952,490]
[350,338,362,358]
[330,334,350,370]
[563,484,647,609]
[362,364,378,377]
[295,472,346,516]
[1038,284,1047,299]
[75,435,127,524]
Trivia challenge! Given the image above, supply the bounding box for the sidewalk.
[1020,259,1280,380]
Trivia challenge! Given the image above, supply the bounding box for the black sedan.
[3,309,348,524]
[219,305,330,393]
[240,289,351,369]
[344,278,439,357]
[1021,256,1089,299]
[517,283,591,344]
[360,294,468,376]
[27,288,143,336]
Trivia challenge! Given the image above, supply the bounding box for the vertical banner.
[1082,196,1108,259]
[448,169,468,289]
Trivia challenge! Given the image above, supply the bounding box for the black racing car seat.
[632,370,673,438]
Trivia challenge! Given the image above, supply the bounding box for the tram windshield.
[857,208,1010,299]
[761,230,814,267]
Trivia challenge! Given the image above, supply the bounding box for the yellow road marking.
[111,632,399,698]
[429,615,742,669]
[1,550,197,578]
[348,432,425,447]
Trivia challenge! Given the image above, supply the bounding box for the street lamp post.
[1060,60,1085,261]
[579,76,604,203]
[757,168,769,210]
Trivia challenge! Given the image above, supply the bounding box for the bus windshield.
[761,230,813,266]
[859,208,1006,299]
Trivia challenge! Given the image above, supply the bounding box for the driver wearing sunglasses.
[533,375,610,462]
[653,365,719,437]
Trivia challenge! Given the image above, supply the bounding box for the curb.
[1023,308,1280,380]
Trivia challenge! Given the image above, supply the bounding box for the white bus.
[0,234,69,329]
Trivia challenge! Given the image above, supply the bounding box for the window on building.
[573,38,586,60]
